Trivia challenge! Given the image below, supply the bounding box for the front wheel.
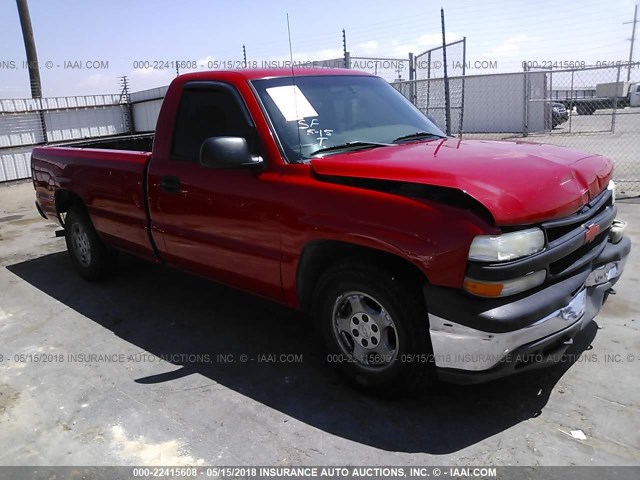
[313,261,436,397]
[64,206,115,281]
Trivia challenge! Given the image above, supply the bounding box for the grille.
[542,188,614,279]
[548,232,608,276]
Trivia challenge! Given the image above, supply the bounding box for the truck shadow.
[7,252,597,454]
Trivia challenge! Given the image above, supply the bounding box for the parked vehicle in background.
[629,83,640,107]
[31,69,630,396]
[551,102,569,128]
[562,81,640,115]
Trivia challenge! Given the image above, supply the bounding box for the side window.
[171,87,252,161]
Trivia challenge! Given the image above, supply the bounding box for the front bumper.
[426,226,630,385]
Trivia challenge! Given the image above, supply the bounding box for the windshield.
[251,75,445,162]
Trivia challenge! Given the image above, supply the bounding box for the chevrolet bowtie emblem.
[584,223,600,243]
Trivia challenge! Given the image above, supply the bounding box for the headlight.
[607,179,616,205]
[464,270,547,297]
[468,228,545,262]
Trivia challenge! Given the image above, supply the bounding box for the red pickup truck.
[32,69,630,395]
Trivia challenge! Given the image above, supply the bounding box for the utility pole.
[624,4,638,81]
[242,44,247,67]
[16,0,42,98]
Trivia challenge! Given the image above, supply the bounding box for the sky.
[0,0,638,97]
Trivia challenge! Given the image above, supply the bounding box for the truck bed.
[53,133,154,152]
[31,137,156,260]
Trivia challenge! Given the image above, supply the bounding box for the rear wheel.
[313,260,436,396]
[64,207,114,280]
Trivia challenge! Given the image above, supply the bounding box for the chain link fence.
[393,70,546,137]
[392,63,640,197]
[414,38,466,80]
[394,76,465,136]
[2,58,639,197]
[411,39,466,136]
[522,64,640,197]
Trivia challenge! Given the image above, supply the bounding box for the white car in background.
[629,83,640,107]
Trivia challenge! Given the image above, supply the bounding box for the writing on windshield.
[253,75,444,162]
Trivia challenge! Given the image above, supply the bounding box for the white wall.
[44,106,126,142]
[132,100,163,132]
[0,146,32,183]
[0,113,45,148]
[462,72,544,133]
[395,72,545,134]
[0,104,128,182]
[130,86,168,133]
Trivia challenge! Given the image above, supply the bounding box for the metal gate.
[524,63,640,196]
[412,39,466,136]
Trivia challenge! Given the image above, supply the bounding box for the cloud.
[357,40,380,54]
[77,73,118,93]
[128,66,175,91]
[258,32,463,65]
[417,33,450,48]
[352,32,462,58]
[268,48,344,63]
[481,34,531,58]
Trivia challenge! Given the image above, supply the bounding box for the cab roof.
[177,68,374,82]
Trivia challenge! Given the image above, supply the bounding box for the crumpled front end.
[424,187,631,384]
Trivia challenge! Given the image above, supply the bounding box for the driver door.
[148,81,283,300]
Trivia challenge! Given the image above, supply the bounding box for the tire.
[64,206,114,281]
[312,260,436,397]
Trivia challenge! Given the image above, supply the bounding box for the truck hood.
[310,138,613,226]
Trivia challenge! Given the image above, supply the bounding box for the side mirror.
[199,136,264,170]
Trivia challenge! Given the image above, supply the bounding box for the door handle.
[160,176,181,193]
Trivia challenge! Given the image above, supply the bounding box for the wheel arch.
[54,189,87,226]
[296,239,429,312]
